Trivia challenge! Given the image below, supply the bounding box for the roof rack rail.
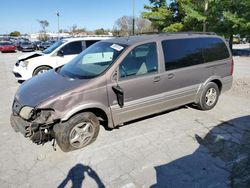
[137,31,216,36]
[136,32,160,35]
[168,32,216,35]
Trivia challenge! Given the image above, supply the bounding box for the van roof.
[105,32,220,46]
[63,36,113,42]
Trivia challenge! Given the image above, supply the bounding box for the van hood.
[15,69,88,107]
[18,51,43,61]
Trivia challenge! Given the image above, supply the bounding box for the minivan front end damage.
[10,102,57,145]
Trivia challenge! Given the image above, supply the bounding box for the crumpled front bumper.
[12,64,32,81]
[10,114,30,137]
[10,109,56,145]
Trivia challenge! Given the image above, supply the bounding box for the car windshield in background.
[60,42,127,79]
[21,42,31,45]
[43,40,64,54]
[0,42,12,46]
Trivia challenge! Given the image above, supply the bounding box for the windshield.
[0,42,11,46]
[59,42,127,79]
[22,42,31,45]
[43,40,64,54]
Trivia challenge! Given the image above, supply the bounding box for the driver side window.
[119,43,158,78]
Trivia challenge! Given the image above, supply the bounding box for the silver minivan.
[11,33,233,152]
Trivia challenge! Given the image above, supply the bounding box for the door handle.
[168,73,174,79]
[153,76,161,82]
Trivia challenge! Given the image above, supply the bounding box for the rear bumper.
[21,48,35,52]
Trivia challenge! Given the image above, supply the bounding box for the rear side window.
[162,38,203,71]
[162,37,230,71]
[202,38,230,62]
[60,41,83,55]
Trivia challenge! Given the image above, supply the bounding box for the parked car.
[0,41,16,52]
[232,49,250,56]
[10,33,233,152]
[18,41,35,52]
[33,41,42,50]
[12,36,111,81]
[39,41,53,50]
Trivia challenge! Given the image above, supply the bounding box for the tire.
[197,82,220,111]
[53,112,100,152]
[33,66,51,76]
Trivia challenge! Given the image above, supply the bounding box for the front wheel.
[54,112,100,152]
[33,66,51,76]
[197,82,220,111]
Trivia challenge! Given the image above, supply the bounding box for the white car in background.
[13,36,111,81]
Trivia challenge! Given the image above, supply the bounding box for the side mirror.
[57,50,64,57]
[112,85,124,108]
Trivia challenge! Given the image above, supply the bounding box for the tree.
[9,31,21,37]
[207,0,250,49]
[178,0,250,49]
[95,28,105,35]
[38,20,49,33]
[37,19,49,41]
[69,24,86,36]
[142,1,173,31]
[142,0,250,49]
[113,16,154,36]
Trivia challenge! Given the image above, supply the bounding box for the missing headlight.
[19,106,34,120]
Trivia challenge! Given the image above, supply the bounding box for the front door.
[107,43,162,125]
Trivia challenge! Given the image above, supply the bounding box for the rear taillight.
[230,59,234,75]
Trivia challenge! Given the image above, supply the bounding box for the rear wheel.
[54,112,100,152]
[197,82,220,110]
[33,66,51,76]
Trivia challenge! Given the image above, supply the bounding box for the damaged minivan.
[10,33,233,152]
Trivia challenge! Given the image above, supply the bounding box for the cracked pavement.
[0,47,249,188]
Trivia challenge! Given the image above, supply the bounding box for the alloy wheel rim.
[37,69,48,75]
[205,88,217,106]
[69,122,94,148]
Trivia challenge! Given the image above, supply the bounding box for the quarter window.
[202,38,230,62]
[119,43,158,78]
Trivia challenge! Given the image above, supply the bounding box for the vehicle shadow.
[151,115,250,188]
[58,163,105,188]
[1,51,17,53]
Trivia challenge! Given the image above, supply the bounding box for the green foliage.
[149,0,166,7]
[95,28,105,35]
[182,4,206,22]
[9,31,21,37]
[163,22,184,32]
[142,0,175,31]
[142,6,172,31]
[142,0,250,47]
